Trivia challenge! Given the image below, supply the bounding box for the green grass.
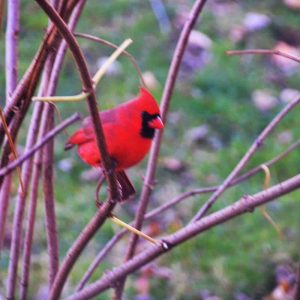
[1,1,300,299]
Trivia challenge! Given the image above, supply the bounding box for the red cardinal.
[65,87,164,201]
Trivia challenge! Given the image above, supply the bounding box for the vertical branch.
[18,0,84,295]
[41,0,86,287]
[0,0,79,156]
[4,1,86,299]
[6,103,44,300]
[295,261,300,300]
[0,0,20,255]
[42,103,59,285]
[0,175,12,251]
[5,0,19,101]
[114,0,208,298]
[19,144,43,300]
[38,11,61,286]
[0,0,3,30]
[33,1,122,299]
[34,0,119,198]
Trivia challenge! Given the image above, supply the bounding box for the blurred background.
[1,1,300,299]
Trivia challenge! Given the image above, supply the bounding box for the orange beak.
[148,116,164,129]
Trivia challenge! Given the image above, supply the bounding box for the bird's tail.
[116,170,136,202]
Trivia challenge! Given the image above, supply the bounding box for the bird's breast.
[76,109,153,170]
[106,122,152,170]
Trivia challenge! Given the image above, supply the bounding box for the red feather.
[65,87,163,201]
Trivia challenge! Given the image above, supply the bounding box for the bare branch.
[191,95,300,222]
[34,1,122,298]
[6,103,45,300]
[230,138,300,185]
[0,175,12,252]
[0,0,4,31]
[0,107,24,193]
[34,0,119,199]
[5,0,19,100]
[52,203,122,300]
[19,2,86,295]
[42,0,86,286]
[227,49,300,64]
[0,113,81,178]
[76,135,300,289]
[0,0,79,156]
[75,32,146,88]
[20,141,43,300]
[69,172,300,299]
[116,0,209,297]
[76,233,123,291]
[295,261,300,300]
[42,104,59,285]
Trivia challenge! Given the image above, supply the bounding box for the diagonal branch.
[68,172,300,299]
[34,0,119,199]
[76,134,300,290]
[116,0,209,297]
[0,1,79,191]
[191,94,300,222]
[0,113,81,178]
[34,1,122,299]
[226,49,300,64]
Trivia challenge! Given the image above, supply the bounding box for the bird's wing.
[65,109,118,150]
[82,108,119,134]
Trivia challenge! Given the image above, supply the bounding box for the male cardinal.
[65,87,164,201]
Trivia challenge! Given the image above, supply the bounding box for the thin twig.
[0,113,81,178]
[0,30,58,193]
[20,140,43,300]
[0,0,19,254]
[0,0,78,151]
[69,172,300,299]
[0,107,24,194]
[110,215,159,245]
[20,3,85,296]
[5,2,83,298]
[0,0,4,31]
[5,0,19,100]
[191,95,300,222]
[6,103,45,300]
[148,0,171,34]
[0,110,26,190]
[32,39,132,102]
[0,28,55,147]
[52,202,123,300]
[115,0,209,298]
[76,136,300,289]
[76,233,123,291]
[35,0,119,196]
[42,0,86,286]
[226,49,300,64]
[259,165,284,239]
[75,32,146,88]
[230,138,300,185]
[0,175,12,252]
[294,260,300,300]
[42,103,60,286]
[34,1,122,299]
